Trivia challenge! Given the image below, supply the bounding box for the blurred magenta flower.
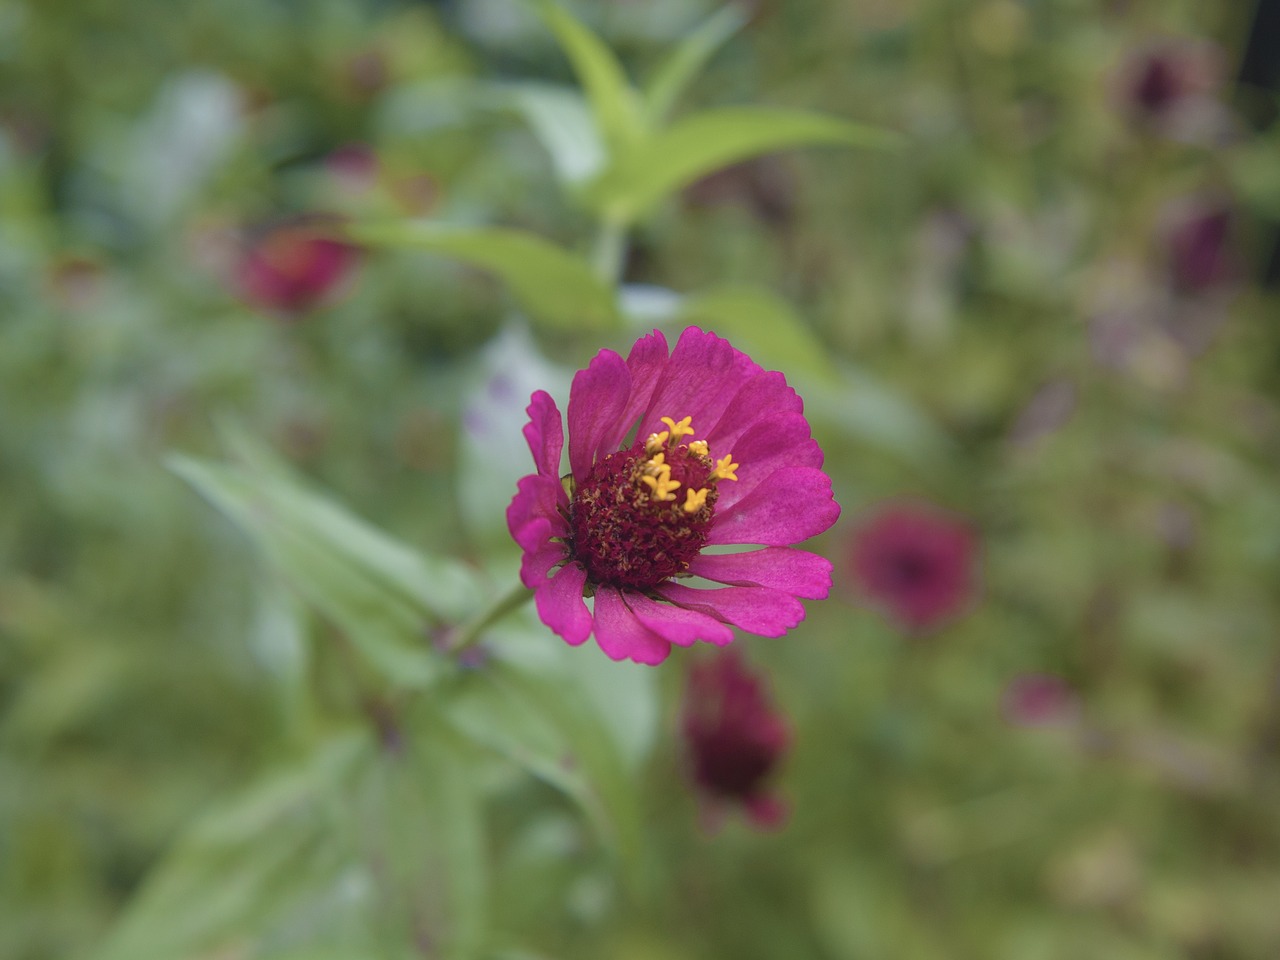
[1166,201,1235,296]
[681,650,790,828]
[1115,40,1225,140]
[234,220,359,316]
[1002,673,1080,727]
[507,327,838,665]
[847,500,978,633]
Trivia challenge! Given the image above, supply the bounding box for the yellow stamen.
[643,452,667,475]
[683,487,709,513]
[645,431,669,454]
[640,464,681,502]
[661,416,696,444]
[687,440,709,457]
[711,454,739,483]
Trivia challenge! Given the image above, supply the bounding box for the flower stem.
[592,216,628,286]
[446,580,534,655]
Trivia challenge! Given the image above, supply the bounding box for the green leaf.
[583,106,901,223]
[170,452,483,686]
[532,0,645,155]
[90,733,373,960]
[353,731,488,960]
[349,222,620,331]
[643,5,747,125]
[442,661,641,872]
[498,82,605,183]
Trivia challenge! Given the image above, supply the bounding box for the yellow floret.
[711,454,739,483]
[683,487,710,513]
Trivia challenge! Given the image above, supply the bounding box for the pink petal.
[523,390,565,479]
[655,582,806,637]
[506,474,568,553]
[713,413,823,512]
[637,327,760,441]
[707,467,840,546]
[687,548,833,600]
[535,562,592,646]
[567,349,631,481]
[519,519,566,587]
[591,586,672,665]
[705,371,805,450]
[623,591,735,648]
[612,329,670,447]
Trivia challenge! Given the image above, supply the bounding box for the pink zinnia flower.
[847,500,978,633]
[234,219,358,316]
[507,327,838,665]
[681,650,790,829]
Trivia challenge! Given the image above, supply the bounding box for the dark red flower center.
[567,416,738,591]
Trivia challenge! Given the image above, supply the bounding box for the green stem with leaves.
[447,580,534,655]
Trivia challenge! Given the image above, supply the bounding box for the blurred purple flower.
[681,650,790,829]
[847,500,979,633]
[1115,40,1226,141]
[234,219,359,317]
[507,327,838,665]
[1166,201,1236,297]
[1002,673,1079,727]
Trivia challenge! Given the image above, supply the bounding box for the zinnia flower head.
[507,327,838,665]
[847,499,978,634]
[681,650,790,829]
[235,219,358,316]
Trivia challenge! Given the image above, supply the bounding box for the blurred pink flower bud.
[1002,673,1080,727]
[234,218,359,317]
[847,500,980,634]
[681,651,791,829]
[1165,200,1236,297]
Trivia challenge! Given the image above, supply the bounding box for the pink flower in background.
[848,500,978,633]
[234,219,358,316]
[1115,40,1225,141]
[1166,201,1236,296]
[681,651,790,828]
[1002,673,1080,727]
[507,327,839,665]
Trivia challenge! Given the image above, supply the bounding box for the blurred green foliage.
[3,0,1280,958]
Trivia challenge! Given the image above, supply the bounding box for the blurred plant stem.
[593,216,629,286]
[447,580,533,655]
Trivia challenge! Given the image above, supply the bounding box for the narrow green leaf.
[354,733,488,960]
[532,0,646,154]
[169,454,481,686]
[349,222,619,331]
[91,733,373,960]
[584,106,902,223]
[498,82,605,183]
[643,6,747,125]
[442,662,641,872]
